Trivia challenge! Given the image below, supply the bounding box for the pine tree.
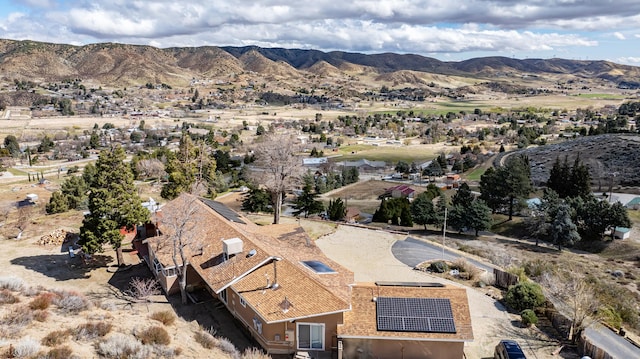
[551,203,580,250]
[451,182,474,208]
[79,146,149,266]
[411,192,436,231]
[292,185,325,218]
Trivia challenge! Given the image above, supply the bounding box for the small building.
[614,227,631,240]
[384,185,416,199]
[445,174,461,189]
[302,157,328,166]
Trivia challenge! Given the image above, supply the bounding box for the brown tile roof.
[232,259,350,323]
[149,193,352,322]
[338,284,474,342]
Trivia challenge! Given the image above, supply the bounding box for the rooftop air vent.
[222,237,243,257]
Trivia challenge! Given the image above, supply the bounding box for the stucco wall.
[340,338,465,359]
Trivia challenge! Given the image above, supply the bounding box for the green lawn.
[574,93,628,99]
[335,144,437,163]
[465,167,486,181]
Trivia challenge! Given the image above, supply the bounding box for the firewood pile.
[38,229,76,246]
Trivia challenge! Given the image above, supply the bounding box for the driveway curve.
[392,236,495,273]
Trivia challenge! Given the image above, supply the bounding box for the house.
[145,194,354,356]
[144,194,473,358]
[626,197,640,210]
[302,157,328,167]
[337,282,473,359]
[445,174,461,189]
[384,184,416,199]
[345,207,360,223]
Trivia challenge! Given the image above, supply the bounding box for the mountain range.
[1,38,640,89]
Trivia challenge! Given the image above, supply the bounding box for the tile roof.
[148,193,353,322]
[338,284,473,342]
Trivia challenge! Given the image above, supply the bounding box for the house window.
[297,323,324,350]
[153,258,162,274]
[239,296,246,308]
[219,288,227,304]
[162,266,177,278]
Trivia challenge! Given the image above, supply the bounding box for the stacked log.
[38,229,75,246]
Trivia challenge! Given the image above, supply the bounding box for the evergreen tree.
[451,182,474,208]
[373,198,391,223]
[45,191,69,214]
[78,146,149,266]
[3,135,20,157]
[547,156,571,198]
[479,167,506,213]
[411,192,435,230]
[569,154,591,198]
[292,185,325,218]
[241,187,273,213]
[466,199,492,236]
[327,198,346,221]
[551,202,580,250]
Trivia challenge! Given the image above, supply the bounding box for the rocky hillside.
[1,38,640,88]
[513,134,640,188]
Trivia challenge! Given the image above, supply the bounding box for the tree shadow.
[10,253,112,281]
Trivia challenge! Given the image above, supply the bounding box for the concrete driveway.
[392,236,495,273]
[316,225,573,359]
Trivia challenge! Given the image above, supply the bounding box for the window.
[301,260,335,274]
[162,266,177,277]
[239,296,246,308]
[153,257,162,274]
[297,323,324,350]
[219,288,227,303]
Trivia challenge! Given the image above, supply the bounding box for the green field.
[465,167,486,181]
[335,144,438,163]
[574,93,628,99]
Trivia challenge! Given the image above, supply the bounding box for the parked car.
[494,340,527,359]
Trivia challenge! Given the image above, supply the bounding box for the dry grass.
[149,310,176,326]
[0,288,20,304]
[40,345,74,359]
[241,347,270,359]
[193,328,217,349]
[136,326,171,345]
[97,333,150,359]
[73,322,113,340]
[41,329,72,347]
[29,292,54,310]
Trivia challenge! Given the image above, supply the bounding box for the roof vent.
[223,237,243,257]
[246,249,257,258]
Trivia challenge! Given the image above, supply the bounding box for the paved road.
[584,324,640,359]
[391,236,495,273]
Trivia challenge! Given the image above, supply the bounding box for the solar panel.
[301,260,336,273]
[376,297,456,334]
[200,198,246,224]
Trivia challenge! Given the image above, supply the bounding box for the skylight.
[301,260,335,273]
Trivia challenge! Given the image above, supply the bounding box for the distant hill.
[1,38,640,88]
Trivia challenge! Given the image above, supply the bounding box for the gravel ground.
[316,225,577,359]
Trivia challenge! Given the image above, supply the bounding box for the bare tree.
[156,193,205,304]
[15,206,33,240]
[250,132,303,224]
[541,269,600,342]
[136,158,166,182]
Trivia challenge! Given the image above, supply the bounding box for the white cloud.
[614,32,626,40]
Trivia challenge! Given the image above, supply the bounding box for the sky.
[1,0,639,65]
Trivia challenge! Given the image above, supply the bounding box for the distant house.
[345,207,360,223]
[336,159,387,172]
[384,185,416,199]
[302,157,328,166]
[445,174,461,189]
[626,197,640,210]
[143,195,474,358]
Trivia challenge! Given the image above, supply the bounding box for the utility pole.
[442,207,447,260]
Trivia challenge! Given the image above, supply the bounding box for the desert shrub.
[0,288,20,304]
[29,292,54,310]
[505,282,546,312]
[41,329,71,346]
[520,309,538,326]
[429,261,449,273]
[506,266,528,282]
[523,259,554,279]
[99,301,117,311]
[150,345,182,358]
[242,347,270,359]
[216,336,240,357]
[20,285,43,297]
[599,306,623,330]
[478,271,496,286]
[51,290,91,313]
[194,328,217,349]
[73,322,112,340]
[33,310,49,322]
[97,333,150,359]
[125,277,160,301]
[137,326,171,345]
[12,337,40,358]
[451,258,481,279]
[1,305,33,327]
[150,310,176,326]
[0,276,24,291]
[40,345,73,359]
